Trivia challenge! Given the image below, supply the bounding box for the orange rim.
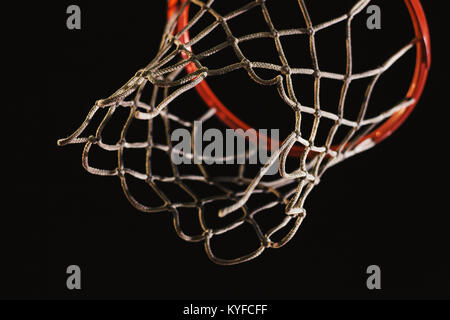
[167,0,431,156]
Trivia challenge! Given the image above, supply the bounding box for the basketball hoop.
[58,0,431,265]
[168,0,430,155]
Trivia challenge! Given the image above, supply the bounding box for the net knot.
[241,58,252,69]
[87,135,98,143]
[118,168,126,178]
[312,70,321,78]
[280,65,292,75]
[227,36,239,46]
[271,29,279,38]
[314,110,323,118]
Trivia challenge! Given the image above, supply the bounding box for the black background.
[5,1,449,300]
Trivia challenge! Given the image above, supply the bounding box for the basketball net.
[58,0,430,264]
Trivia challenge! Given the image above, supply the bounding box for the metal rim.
[167,0,431,156]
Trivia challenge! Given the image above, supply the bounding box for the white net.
[58,0,421,264]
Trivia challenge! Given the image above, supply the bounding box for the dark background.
[5,1,449,300]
